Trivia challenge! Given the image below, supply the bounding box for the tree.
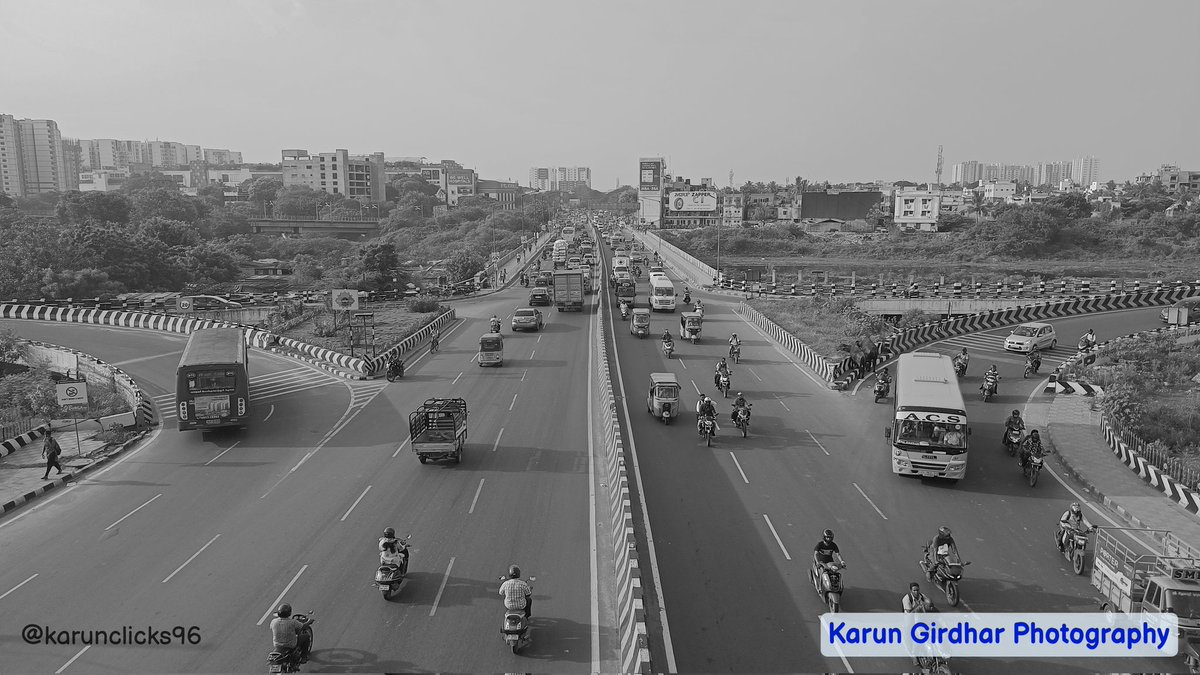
[40,267,124,298]
[137,216,202,250]
[274,185,324,217]
[201,206,253,238]
[457,195,500,209]
[180,242,241,284]
[290,253,322,284]
[444,248,485,283]
[361,242,399,279]
[244,177,284,204]
[1044,193,1092,220]
[970,191,986,219]
[131,189,203,224]
[56,191,132,225]
[766,181,781,194]
[0,192,13,209]
[0,327,27,364]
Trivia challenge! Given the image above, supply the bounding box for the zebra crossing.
[154,366,354,422]
[916,330,1078,364]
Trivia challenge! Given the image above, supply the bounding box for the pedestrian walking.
[41,428,64,480]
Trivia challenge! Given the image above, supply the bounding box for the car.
[1161,295,1200,323]
[512,308,544,332]
[1004,322,1057,353]
[528,288,551,306]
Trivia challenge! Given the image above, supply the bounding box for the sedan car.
[1004,322,1057,353]
[511,308,544,332]
[528,288,551,305]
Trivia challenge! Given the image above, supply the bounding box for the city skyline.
[2,0,1197,189]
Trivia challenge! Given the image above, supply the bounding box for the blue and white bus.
[886,352,969,481]
[649,275,676,312]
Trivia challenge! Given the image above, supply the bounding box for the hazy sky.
[3,0,1197,187]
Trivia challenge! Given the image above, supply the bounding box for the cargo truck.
[552,269,584,312]
[409,397,468,464]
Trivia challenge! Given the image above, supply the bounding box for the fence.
[0,417,34,444]
[1102,412,1200,492]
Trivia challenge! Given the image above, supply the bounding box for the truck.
[409,397,468,464]
[1092,526,1200,668]
[552,269,584,311]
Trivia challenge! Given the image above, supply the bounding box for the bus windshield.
[892,417,967,454]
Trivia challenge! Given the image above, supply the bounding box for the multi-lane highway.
[0,291,619,672]
[600,232,1177,673]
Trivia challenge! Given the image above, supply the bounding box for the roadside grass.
[744,296,927,361]
[278,297,446,356]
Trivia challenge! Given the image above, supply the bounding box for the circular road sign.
[177,297,193,311]
[65,386,78,398]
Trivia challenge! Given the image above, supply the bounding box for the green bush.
[406,296,443,313]
[96,421,133,446]
[747,297,891,360]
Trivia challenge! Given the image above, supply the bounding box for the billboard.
[447,171,475,185]
[639,159,662,193]
[669,191,718,212]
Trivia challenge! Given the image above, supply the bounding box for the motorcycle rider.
[499,565,533,620]
[697,396,717,435]
[812,529,845,580]
[661,329,674,346]
[728,332,741,358]
[953,347,969,375]
[924,526,960,571]
[1003,409,1025,444]
[731,392,749,423]
[379,527,398,553]
[714,357,730,389]
[1079,328,1097,351]
[1058,502,1095,552]
[1026,347,1042,373]
[380,538,408,576]
[1019,429,1046,469]
[270,603,311,666]
[875,366,892,394]
[981,364,1000,395]
[430,331,440,353]
[490,314,501,332]
[388,355,405,379]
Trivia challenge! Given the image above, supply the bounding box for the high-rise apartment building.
[0,114,68,197]
[529,167,552,191]
[952,161,982,185]
[60,138,82,191]
[146,141,202,168]
[528,166,592,191]
[1072,156,1100,187]
[1037,161,1073,187]
[203,148,243,165]
[80,139,148,170]
[282,149,386,203]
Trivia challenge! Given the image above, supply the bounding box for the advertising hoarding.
[669,191,718,212]
[639,159,662,193]
[447,172,474,185]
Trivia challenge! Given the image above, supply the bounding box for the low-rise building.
[983,180,1016,201]
[893,190,941,232]
[77,168,129,192]
[475,179,519,210]
[721,193,744,228]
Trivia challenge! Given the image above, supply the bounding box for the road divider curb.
[595,310,652,673]
[735,303,845,386]
[0,429,148,516]
[0,423,49,459]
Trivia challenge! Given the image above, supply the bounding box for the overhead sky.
[3,0,1197,187]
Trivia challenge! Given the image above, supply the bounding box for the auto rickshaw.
[680,311,702,344]
[631,308,651,338]
[646,372,681,425]
[478,332,504,367]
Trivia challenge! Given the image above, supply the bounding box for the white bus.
[885,352,969,481]
[649,275,676,312]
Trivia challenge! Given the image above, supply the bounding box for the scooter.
[919,548,970,607]
[873,379,890,403]
[811,560,846,613]
[385,360,405,382]
[374,537,411,600]
[1057,525,1095,575]
[662,340,674,359]
[1003,428,1022,456]
[1022,451,1045,487]
[980,374,999,402]
[267,611,315,673]
[499,575,535,654]
[953,356,967,378]
[620,302,630,320]
[699,416,716,447]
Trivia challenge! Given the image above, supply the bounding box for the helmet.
[704,396,711,402]
[383,527,396,538]
[938,526,951,537]
[1030,430,1040,437]
[509,565,521,579]
[1070,502,1081,513]
[961,347,968,353]
[737,392,743,397]
[823,529,835,540]
[277,603,292,618]
[732,333,738,338]
[1012,410,1021,417]
[910,582,922,591]
[720,357,726,363]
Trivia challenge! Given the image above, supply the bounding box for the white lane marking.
[0,424,163,531]
[738,311,828,389]
[471,352,478,363]
[607,284,678,672]
[452,372,463,384]
[340,486,372,522]
[104,493,162,531]
[468,478,485,514]
[162,534,221,583]
[258,565,308,625]
[776,396,791,412]
[492,428,504,452]
[263,405,275,422]
[204,441,239,466]
[429,556,456,617]
[521,369,528,382]
[730,452,750,484]
[586,305,601,672]
[56,645,89,673]
[807,430,830,456]
[679,358,687,370]
[509,394,518,411]
[836,647,854,673]
[0,573,37,601]
[530,349,536,360]
[762,514,792,560]
[852,482,888,520]
[537,334,542,343]
[748,367,763,382]
[691,379,701,395]
[392,438,410,458]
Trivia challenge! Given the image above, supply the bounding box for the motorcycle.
[1003,428,1022,456]
[498,575,536,654]
[374,537,411,600]
[1023,356,1041,379]
[919,548,970,607]
[490,320,502,333]
[683,293,691,305]
[873,379,890,403]
[267,611,315,673]
[915,653,953,675]
[385,360,405,382]
[733,404,751,438]
[811,560,846,613]
[718,373,731,398]
[729,343,741,363]
[1022,451,1045,487]
[699,416,716,447]
[1077,338,1097,365]
[1058,525,1095,575]
[980,373,999,401]
[953,356,967,378]
[662,340,674,359]
[620,302,630,320]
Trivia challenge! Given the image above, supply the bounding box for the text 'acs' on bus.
[885,352,969,481]
[176,328,250,431]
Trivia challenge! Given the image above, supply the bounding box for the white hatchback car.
[1004,322,1057,353]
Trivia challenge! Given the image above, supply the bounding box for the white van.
[649,275,676,312]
